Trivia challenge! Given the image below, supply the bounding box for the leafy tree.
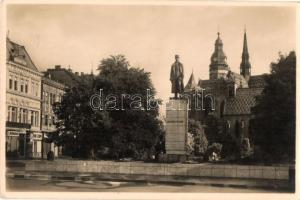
[95,55,164,159]
[53,84,111,158]
[251,51,296,162]
[53,55,164,160]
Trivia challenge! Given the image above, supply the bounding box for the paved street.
[6,178,283,193]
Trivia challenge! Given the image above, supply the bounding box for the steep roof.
[6,38,39,72]
[184,72,197,91]
[223,87,263,115]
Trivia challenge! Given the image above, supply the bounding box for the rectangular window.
[25,82,28,93]
[20,84,24,92]
[18,108,22,122]
[9,79,13,89]
[7,106,11,121]
[53,94,56,104]
[35,112,39,126]
[22,109,28,123]
[11,107,17,122]
[14,80,18,91]
[49,94,52,105]
[35,83,39,96]
[45,115,48,126]
[52,116,56,125]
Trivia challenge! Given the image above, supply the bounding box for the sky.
[7,4,296,111]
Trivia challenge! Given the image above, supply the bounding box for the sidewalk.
[6,170,292,192]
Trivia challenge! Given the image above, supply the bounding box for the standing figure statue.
[170,55,184,99]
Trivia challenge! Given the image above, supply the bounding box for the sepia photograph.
[1,1,298,199]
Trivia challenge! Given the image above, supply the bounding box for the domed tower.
[209,32,229,80]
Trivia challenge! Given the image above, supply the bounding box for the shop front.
[6,121,30,159]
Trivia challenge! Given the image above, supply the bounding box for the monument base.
[165,99,188,162]
[166,154,187,163]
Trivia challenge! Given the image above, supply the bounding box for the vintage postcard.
[0,0,298,199]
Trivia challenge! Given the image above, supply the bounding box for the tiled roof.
[6,38,39,72]
[45,67,94,88]
[248,75,266,88]
[224,88,263,115]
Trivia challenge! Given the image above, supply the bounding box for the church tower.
[209,32,229,80]
[240,30,251,82]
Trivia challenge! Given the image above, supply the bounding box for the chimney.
[75,72,79,76]
[55,65,61,70]
[81,72,84,76]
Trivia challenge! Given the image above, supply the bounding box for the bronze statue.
[170,55,184,99]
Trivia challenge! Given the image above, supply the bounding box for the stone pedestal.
[165,99,188,162]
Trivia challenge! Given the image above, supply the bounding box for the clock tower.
[209,32,229,80]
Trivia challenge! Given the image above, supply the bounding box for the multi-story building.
[6,39,94,159]
[41,75,65,158]
[6,38,43,158]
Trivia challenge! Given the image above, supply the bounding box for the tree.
[251,51,296,162]
[94,55,164,159]
[53,84,111,158]
[53,55,164,159]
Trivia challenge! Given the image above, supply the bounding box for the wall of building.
[6,61,42,158]
[41,77,65,158]
[222,115,252,142]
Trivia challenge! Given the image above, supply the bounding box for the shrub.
[188,119,208,156]
[219,133,240,160]
[186,132,195,155]
[240,138,253,159]
[194,128,208,156]
[206,143,222,161]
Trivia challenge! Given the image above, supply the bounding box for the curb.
[6,172,292,191]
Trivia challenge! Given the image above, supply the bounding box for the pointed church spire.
[184,71,197,92]
[242,30,249,58]
[240,29,251,82]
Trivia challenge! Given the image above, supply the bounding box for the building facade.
[185,31,266,145]
[6,38,96,159]
[6,38,43,158]
[41,76,65,158]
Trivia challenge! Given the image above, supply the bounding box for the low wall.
[25,160,291,180]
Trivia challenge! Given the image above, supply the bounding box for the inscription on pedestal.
[165,99,188,155]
